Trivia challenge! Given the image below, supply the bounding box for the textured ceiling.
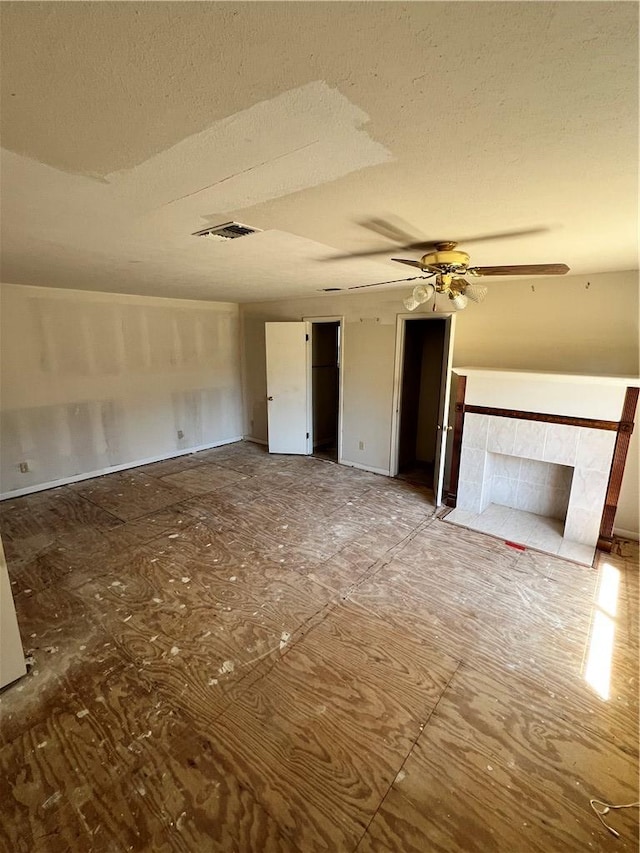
[1,2,638,301]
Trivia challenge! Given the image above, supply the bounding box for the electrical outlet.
[358,441,364,450]
[177,429,184,439]
[19,461,29,473]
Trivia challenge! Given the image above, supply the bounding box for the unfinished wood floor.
[1,441,638,852]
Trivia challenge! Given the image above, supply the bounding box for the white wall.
[240,269,639,537]
[0,283,243,495]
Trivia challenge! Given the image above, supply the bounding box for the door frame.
[389,312,456,495]
[303,315,345,464]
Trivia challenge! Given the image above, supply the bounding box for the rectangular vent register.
[193,222,262,241]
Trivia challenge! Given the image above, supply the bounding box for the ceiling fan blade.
[358,218,444,252]
[391,258,427,269]
[321,247,399,260]
[322,242,436,260]
[321,225,550,261]
[360,219,549,247]
[358,217,423,245]
[452,227,549,245]
[469,263,570,277]
[347,274,432,291]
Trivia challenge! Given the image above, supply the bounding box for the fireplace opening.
[485,453,574,522]
[457,452,580,556]
[448,412,605,564]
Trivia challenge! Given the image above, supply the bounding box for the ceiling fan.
[322,222,570,310]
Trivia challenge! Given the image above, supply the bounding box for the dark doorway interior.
[312,322,340,462]
[397,318,446,490]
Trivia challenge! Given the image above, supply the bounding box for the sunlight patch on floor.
[584,562,620,700]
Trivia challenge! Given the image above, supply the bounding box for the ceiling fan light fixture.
[413,283,435,303]
[403,282,435,311]
[403,293,421,311]
[340,226,568,311]
[450,293,469,310]
[464,283,489,303]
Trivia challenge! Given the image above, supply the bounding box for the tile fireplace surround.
[446,369,638,567]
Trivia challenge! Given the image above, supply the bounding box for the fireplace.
[485,453,573,520]
[445,370,638,566]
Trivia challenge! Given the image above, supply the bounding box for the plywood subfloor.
[0,441,638,852]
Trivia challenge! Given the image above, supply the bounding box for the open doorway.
[310,320,341,462]
[392,316,454,501]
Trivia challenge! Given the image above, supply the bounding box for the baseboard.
[613,526,640,542]
[338,459,391,477]
[0,436,244,501]
[243,436,268,446]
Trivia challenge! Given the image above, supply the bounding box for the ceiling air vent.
[192,222,262,241]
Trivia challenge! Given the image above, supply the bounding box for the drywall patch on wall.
[111,81,393,215]
[0,402,123,487]
[170,387,242,450]
[0,283,243,494]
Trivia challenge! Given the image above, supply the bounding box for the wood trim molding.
[598,386,639,552]
[445,375,467,508]
[463,405,619,432]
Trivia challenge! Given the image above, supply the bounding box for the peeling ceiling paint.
[0,2,638,301]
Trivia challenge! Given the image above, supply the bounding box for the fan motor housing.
[420,249,470,270]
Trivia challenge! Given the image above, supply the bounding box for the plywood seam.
[353,658,463,852]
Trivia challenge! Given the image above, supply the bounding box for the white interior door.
[433,317,456,506]
[265,322,311,455]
